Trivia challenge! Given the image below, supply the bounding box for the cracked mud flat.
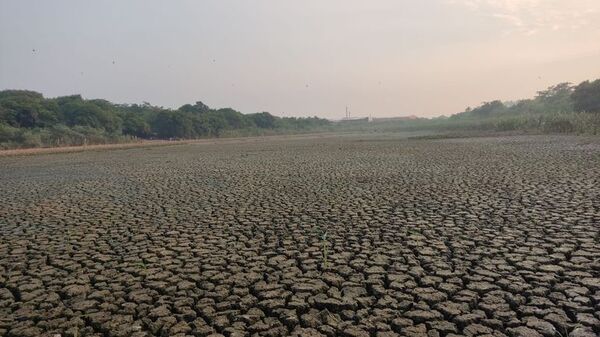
[0,134,599,337]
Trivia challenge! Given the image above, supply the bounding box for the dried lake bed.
[1,133,599,337]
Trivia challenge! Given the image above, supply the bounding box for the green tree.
[217,108,248,129]
[122,113,150,137]
[204,112,228,136]
[151,111,194,138]
[0,90,52,128]
[178,101,210,114]
[249,112,276,128]
[470,101,506,117]
[572,79,600,113]
[61,100,121,132]
[535,82,574,113]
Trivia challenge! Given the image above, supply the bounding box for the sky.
[1,1,600,118]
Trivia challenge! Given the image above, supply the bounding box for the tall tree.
[572,79,600,113]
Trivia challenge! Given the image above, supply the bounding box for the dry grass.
[0,132,345,157]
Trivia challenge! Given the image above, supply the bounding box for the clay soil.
[0,133,599,337]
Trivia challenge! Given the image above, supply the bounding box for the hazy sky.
[1,1,600,118]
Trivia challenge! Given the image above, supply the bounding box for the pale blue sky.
[1,0,599,118]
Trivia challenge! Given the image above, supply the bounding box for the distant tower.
[345,106,350,120]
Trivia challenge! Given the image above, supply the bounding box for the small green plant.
[314,225,330,270]
[321,230,329,269]
[553,323,583,337]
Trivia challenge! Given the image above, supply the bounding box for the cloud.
[446,0,600,35]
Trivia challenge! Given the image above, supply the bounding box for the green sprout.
[553,324,583,337]
[321,230,329,269]
[314,225,330,270]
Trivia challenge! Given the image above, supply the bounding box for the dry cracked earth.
[1,134,599,337]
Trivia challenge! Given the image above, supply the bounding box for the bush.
[494,117,523,131]
[20,130,43,148]
[542,116,574,133]
[0,124,20,143]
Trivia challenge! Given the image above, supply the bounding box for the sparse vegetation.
[333,79,600,136]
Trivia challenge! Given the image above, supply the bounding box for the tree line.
[453,79,600,118]
[437,78,600,133]
[0,92,330,148]
[333,78,600,135]
[2,78,598,148]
